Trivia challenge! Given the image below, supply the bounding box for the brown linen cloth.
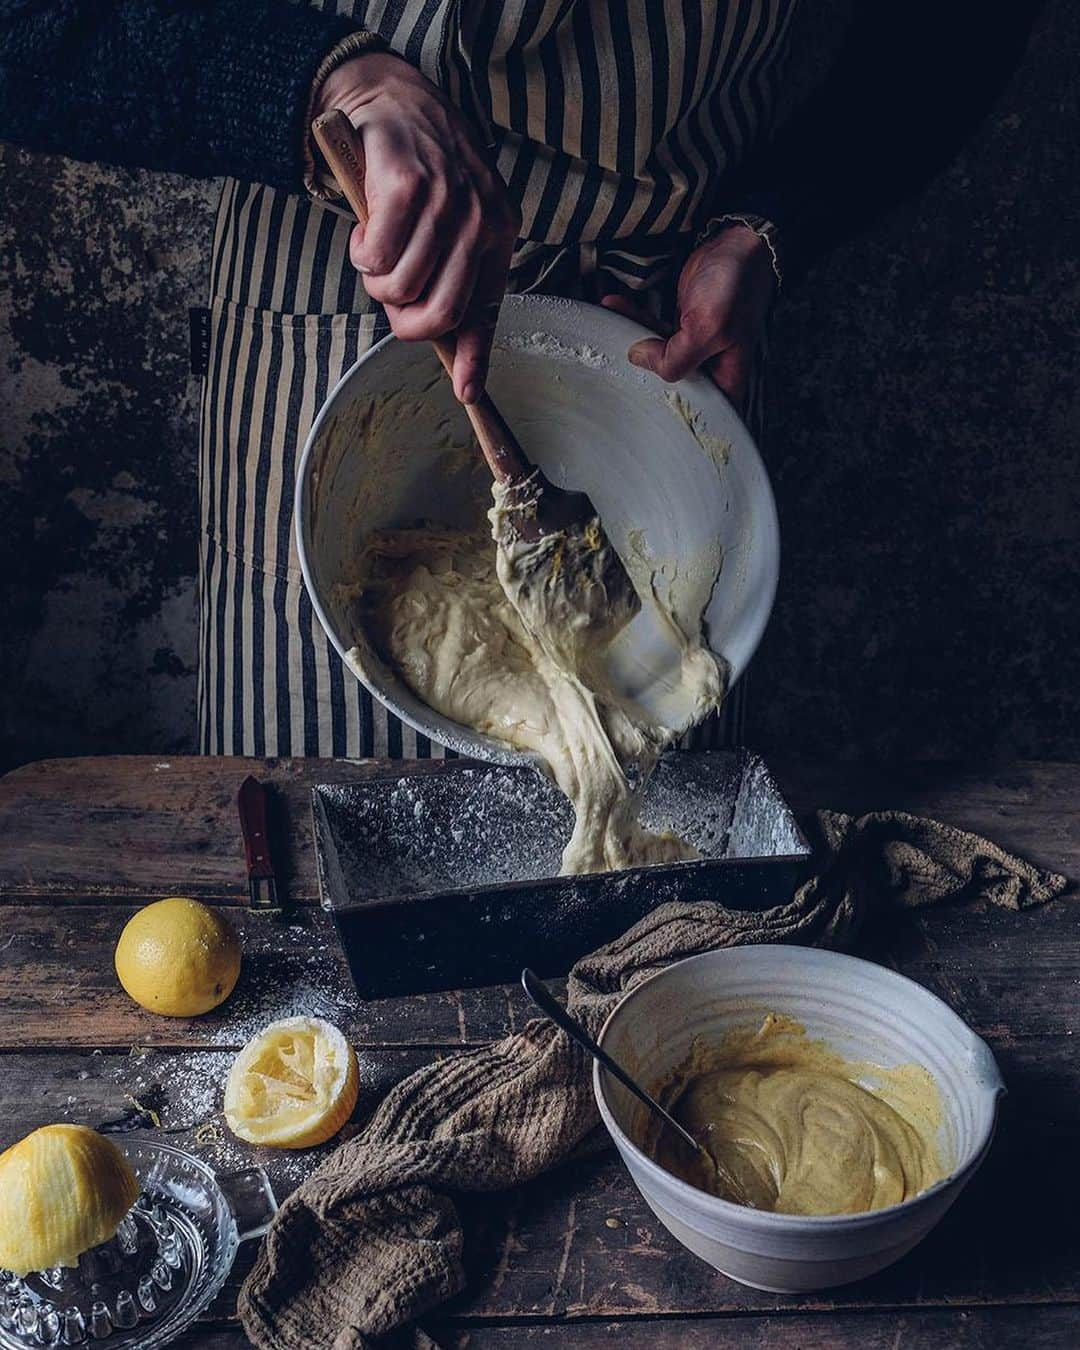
[239,809,1069,1350]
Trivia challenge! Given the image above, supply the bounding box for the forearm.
[0,0,362,187]
[725,0,1044,284]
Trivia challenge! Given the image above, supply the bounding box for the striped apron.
[197,0,797,760]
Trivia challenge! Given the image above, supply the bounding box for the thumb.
[628,325,709,383]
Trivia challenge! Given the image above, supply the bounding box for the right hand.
[314,51,520,405]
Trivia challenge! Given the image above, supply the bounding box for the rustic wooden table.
[1,756,1078,1349]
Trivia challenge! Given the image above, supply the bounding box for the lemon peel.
[0,1125,139,1278]
[224,1017,359,1149]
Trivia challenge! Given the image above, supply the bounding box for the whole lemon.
[114,897,241,1017]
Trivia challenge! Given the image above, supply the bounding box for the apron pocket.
[199,297,384,583]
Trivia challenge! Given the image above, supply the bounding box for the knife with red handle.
[237,775,282,915]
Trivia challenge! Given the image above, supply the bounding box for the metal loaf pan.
[313,750,811,999]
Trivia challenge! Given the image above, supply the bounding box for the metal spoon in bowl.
[520,968,747,1204]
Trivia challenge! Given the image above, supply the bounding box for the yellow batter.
[347,481,725,875]
[649,1015,945,1215]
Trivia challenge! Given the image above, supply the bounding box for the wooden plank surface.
[1,893,1076,1055]
[0,1025,1076,1325]
[173,1305,1080,1350]
[449,1101,1080,1320]
[0,1045,456,1326]
[0,755,459,901]
[439,1307,1080,1348]
[3,755,1078,902]
[771,758,1080,878]
[1,755,1078,1348]
[0,917,1077,1330]
[0,903,534,1049]
[0,1049,447,1165]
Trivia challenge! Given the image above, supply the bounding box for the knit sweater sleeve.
[722,0,1044,285]
[0,0,366,189]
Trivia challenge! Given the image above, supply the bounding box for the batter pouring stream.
[348,480,725,875]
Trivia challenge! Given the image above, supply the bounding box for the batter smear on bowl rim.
[347,477,726,875]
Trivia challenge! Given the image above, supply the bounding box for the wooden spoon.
[312,109,627,547]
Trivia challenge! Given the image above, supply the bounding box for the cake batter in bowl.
[297,294,779,774]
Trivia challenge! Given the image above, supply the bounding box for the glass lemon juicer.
[0,1140,275,1350]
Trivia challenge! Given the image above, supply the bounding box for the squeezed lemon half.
[0,1125,140,1278]
[224,1017,359,1148]
[114,896,242,1017]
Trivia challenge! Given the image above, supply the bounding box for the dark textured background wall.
[753,0,1079,763]
[1,1,1077,771]
[1,165,215,768]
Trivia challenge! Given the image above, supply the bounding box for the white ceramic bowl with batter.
[296,294,779,761]
[594,945,1004,1292]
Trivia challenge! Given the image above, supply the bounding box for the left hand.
[602,223,777,414]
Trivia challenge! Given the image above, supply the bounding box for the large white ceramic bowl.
[594,945,1004,1292]
[296,294,779,762]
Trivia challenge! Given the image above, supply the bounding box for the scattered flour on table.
[221,918,357,1043]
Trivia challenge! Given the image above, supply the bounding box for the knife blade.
[237,775,282,916]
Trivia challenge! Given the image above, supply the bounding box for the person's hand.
[314,52,520,404]
[602,224,776,414]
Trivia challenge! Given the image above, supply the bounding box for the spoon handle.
[520,968,702,1157]
[310,109,532,486]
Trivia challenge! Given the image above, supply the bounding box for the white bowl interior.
[598,944,1003,1205]
[298,294,779,761]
